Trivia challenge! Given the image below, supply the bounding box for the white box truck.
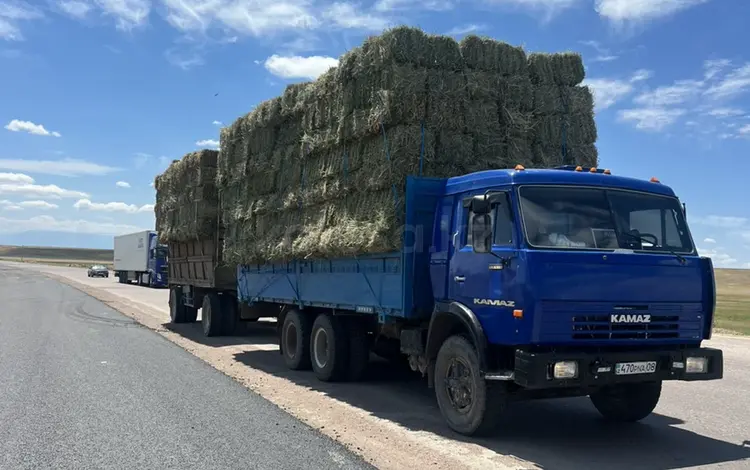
[113,230,168,287]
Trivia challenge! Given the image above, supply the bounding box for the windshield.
[155,246,169,259]
[519,186,694,254]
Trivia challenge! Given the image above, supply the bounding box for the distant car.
[87,265,109,278]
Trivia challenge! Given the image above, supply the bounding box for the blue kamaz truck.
[114,230,169,288]
[168,165,723,435]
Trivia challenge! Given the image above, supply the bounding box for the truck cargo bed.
[236,176,444,321]
[169,239,236,290]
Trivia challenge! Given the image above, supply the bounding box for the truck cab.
[425,165,722,435]
[147,232,169,287]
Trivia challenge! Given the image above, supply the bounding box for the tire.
[310,313,349,382]
[281,310,312,370]
[202,293,224,337]
[589,381,662,423]
[169,287,187,324]
[220,294,238,335]
[434,335,506,436]
[346,317,370,382]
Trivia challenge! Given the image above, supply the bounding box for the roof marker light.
[590,167,597,173]
[650,177,661,183]
[515,164,525,171]
[575,166,583,172]
[603,169,611,175]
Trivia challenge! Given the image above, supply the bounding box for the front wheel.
[589,381,662,422]
[202,293,223,337]
[434,335,507,436]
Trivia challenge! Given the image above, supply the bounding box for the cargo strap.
[379,121,403,225]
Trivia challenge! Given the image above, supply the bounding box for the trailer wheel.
[220,294,238,335]
[281,310,312,370]
[590,381,662,423]
[201,293,224,337]
[346,317,370,382]
[434,335,506,436]
[169,287,187,324]
[310,314,349,382]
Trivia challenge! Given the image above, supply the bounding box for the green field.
[0,244,747,335]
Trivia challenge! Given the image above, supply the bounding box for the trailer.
[168,167,723,436]
[113,230,168,287]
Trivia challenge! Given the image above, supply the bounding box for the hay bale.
[466,72,533,111]
[527,52,585,86]
[532,143,598,168]
[532,113,598,147]
[358,26,464,71]
[427,71,469,131]
[459,35,527,75]
[532,85,594,115]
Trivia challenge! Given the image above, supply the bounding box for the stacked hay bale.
[217,27,597,265]
[154,150,219,243]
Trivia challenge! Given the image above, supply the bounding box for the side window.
[463,192,513,248]
[630,209,662,246]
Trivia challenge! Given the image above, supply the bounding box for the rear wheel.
[281,310,312,370]
[434,335,506,436]
[201,293,223,337]
[590,381,662,422]
[220,294,238,335]
[169,287,187,324]
[310,313,349,382]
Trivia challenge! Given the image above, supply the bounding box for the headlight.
[553,361,578,379]
[686,357,708,374]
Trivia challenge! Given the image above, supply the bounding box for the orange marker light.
[513,309,523,319]
[575,166,583,172]
[590,167,597,173]
[603,169,611,175]
[650,177,661,183]
[515,164,525,171]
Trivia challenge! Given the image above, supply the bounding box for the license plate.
[615,361,657,376]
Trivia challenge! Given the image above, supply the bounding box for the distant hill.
[0,245,113,263]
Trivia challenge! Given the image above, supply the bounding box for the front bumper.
[513,347,723,389]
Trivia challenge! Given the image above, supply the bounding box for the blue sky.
[0,0,749,268]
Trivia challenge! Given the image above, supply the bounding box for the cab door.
[448,190,520,344]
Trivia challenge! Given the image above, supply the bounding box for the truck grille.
[539,301,703,343]
[572,315,679,340]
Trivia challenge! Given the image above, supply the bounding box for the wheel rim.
[444,357,474,414]
[284,321,298,360]
[313,327,329,370]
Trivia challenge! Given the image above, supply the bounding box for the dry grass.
[714,268,750,335]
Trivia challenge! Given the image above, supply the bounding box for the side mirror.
[471,213,492,253]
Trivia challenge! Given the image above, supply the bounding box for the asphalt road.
[0,265,371,470]
[6,261,750,470]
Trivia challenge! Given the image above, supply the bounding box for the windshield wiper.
[619,231,686,264]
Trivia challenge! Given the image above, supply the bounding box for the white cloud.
[697,247,739,268]
[739,124,750,135]
[692,215,747,228]
[704,59,732,80]
[633,80,703,107]
[93,0,150,30]
[322,3,390,31]
[0,0,42,41]
[264,54,338,80]
[446,24,485,36]
[0,214,145,235]
[583,78,633,111]
[591,55,618,63]
[162,0,318,36]
[165,48,204,70]
[116,181,131,188]
[595,0,708,23]
[0,202,22,211]
[704,63,750,100]
[618,107,686,131]
[196,139,220,149]
[375,0,453,12]
[630,69,652,83]
[703,237,716,244]
[0,172,34,184]
[19,200,58,210]
[0,182,89,199]
[212,120,223,126]
[706,107,744,118]
[481,0,580,20]
[4,119,61,137]
[0,158,119,176]
[58,0,92,18]
[73,198,154,213]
